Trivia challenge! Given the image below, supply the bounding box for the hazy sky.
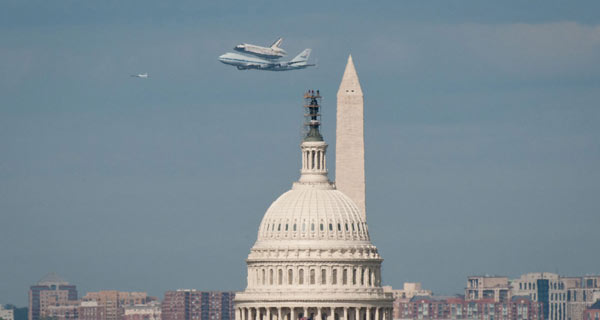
[1,0,600,306]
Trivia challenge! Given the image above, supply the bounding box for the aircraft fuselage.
[218,50,314,71]
[234,43,287,60]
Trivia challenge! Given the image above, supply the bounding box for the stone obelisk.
[336,55,366,219]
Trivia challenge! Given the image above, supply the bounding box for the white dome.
[256,185,370,242]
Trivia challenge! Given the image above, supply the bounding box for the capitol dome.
[234,88,392,320]
[256,187,370,243]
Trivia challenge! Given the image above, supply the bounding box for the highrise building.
[161,290,234,320]
[79,301,107,320]
[0,306,15,320]
[466,276,511,302]
[82,291,153,320]
[465,273,600,320]
[29,273,78,320]
[234,83,393,320]
[122,302,161,320]
[384,283,433,300]
[336,55,366,219]
[393,295,543,320]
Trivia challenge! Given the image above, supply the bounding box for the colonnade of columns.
[248,265,381,288]
[236,306,392,320]
[301,147,327,172]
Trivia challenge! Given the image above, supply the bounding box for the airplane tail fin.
[270,37,283,48]
[290,49,311,64]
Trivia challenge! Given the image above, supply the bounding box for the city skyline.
[2,0,600,308]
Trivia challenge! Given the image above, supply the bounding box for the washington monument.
[336,55,366,219]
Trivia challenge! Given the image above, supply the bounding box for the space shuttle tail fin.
[270,37,284,48]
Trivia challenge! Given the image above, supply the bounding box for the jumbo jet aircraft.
[219,49,314,71]
[234,37,287,60]
[130,73,149,78]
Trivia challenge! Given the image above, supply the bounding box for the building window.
[310,269,315,285]
[288,269,293,285]
[320,224,324,231]
[299,269,304,285]
[321,269,327,285]
[343,269,348,285]
[278,269,283,285]
[332,269,337,285]
[269,269,273,285]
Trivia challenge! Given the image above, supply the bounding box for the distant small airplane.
[130,73,149,78]
[234,37,287,60]
[219,49,314,71]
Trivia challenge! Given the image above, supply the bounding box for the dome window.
[329,223,333,231]
[278,224,281,231]
[337,223,341,231]
[288,269,293,285]
[311,223,315,231]
[321,269,327,284]
[285,224,288,231]
[299,269,304,285]
[332,269,337,284]
[343,269,348,285]
[320,224,324,231]
[345,223,349,231]
[302,223,305,231]
[278,269,283,285]
[293,224,296,231]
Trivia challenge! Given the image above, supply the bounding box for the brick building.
[29,273,78,320]
[583,301,600,320]
[78,301,107,320]
[393,295,543,320]
[161,290,234,320]
[82,291,154,320]
[122,302,161,320]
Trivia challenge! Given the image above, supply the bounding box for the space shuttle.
[234,37,287,60]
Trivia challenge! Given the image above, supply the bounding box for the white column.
[317,307,322,320]
[366,307,371,320]
[344,307,348,320]
[354,308,359,320]
[375,308,379,320]
[277,308,282,320]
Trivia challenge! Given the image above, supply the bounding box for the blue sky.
[1,0,599,306]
